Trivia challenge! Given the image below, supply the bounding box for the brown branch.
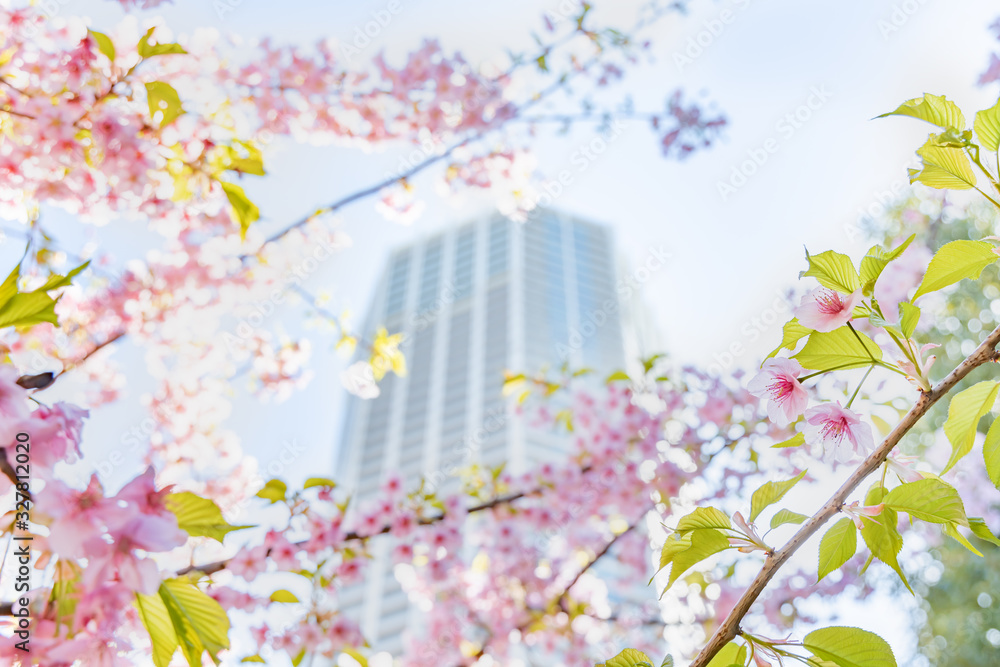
[689,323,1000,667]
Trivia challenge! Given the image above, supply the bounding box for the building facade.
[335,210,644,655]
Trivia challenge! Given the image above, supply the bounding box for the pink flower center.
[768,376,798,400]
[820,416,850,444]
[815,289,847,315]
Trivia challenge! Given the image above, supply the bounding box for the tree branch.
[689,323,1000,667]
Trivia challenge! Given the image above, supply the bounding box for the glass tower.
[335,210,640,655]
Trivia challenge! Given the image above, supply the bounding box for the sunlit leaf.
[942,381,999,473]
[793,327,882,372]
[818,517,857,582]
[801,249,861,294]
[913,239,997,301]
[878,93,965,130]
[803,626,897,667]
[750,469,808,522]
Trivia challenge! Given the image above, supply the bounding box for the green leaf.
[606,370,630,383]
[942,381,1000,474]
[269,589,300,603]
[803,626,897,667]
[138,27,188,58]
[878,93,965,130]
[660,655,674,667]
[944,521,984,557]
[660,528,730,592]
[166,492,252,543]
[642,353,665,373]
[983,416,1000,491]
[303,477,338,489]
[136,592,180,667]
[969,517,1000,547]
[291,648,307,667]
[801,249,861,294]
[241,656,266,664]
[771,508,808,529]
[908,133,977,190]
[766,318,812,359]
[341,648,367,667]
[221,181,260,239]
[859,486,911,593]
[0,264,20,308]
[898,302,920,339]
[89,29,116,62]
[0,292,58,328]
[859,235,914,295]
[706,642,746,667]
[256,478,287,503]
[793,327,882,372]
[772,432,805,449]
[913,239,997,301]
[818,517,857,582]
[158,578,230,667]
[220,181,260,238]
[882,478,969,525]
[975,97,1000,153]
[676,507,732,534]
[750,469,807,522]
[599,648,654,667]
[145,81,185,127]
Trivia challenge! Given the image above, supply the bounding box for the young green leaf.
[89,29,116,62]
[800,249,861,294]
[898,302,920,339]
[158,578,231,667]
[303,477,338,489]
[770,508,807,529]
[676,507,732,534]
[135,591,180,667]
[944,522,984,557]
[942,380,1000,473]
[882,478,968,526]
[766,318,812,359]
[794,327,882,372]
[968,517,1000,547]
[860,486,911,593]
[908,134,977,190]
[803,626,897,667]
[750,469,807,522]
[256,478,287,503]
[912,239,998,301]
[166,492,253,542]
[818,517,857,582]
[145,81,185,127]
[269,589,300,603]
[606,370,631,383]
[983,416,1000,491]
[975,97,1000,153]
[138,27,188,58]
[878,93,965,130]
[221,181,260,238]
[661,528,730,592]
[705,642,746,667]
[771,432,805,449]
[598,648,655,667]
[859,235,914,295]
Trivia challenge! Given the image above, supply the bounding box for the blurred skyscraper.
[335,209,654,655]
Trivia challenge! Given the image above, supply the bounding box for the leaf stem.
[845,364,875,409]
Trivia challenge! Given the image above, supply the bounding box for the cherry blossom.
[747,358,809,427]
[794,287,861,332]
[802,402,875,463]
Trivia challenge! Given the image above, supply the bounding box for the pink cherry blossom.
[794,287,861,332]
[803,403,875,463]
[841,500,885,530]
[747,358,809,427]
